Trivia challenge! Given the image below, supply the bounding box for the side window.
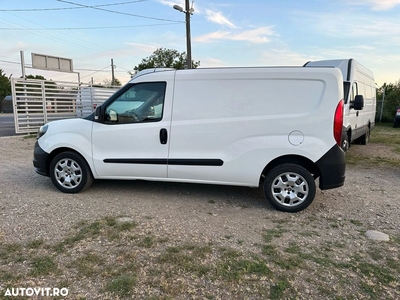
[105,82,166,124]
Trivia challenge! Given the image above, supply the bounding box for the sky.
[1,0,400,86]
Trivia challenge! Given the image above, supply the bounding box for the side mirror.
[94,105,104,122]
[353,95,364,110]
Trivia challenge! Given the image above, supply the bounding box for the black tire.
[359,126,370,145]
[49,151,94,193]
[263,164,316,212]
[341,134,350,152]
[394,121,399,128]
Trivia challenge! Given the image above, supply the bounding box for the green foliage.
[30,256,57,276]
[111,78,121,86]
[103,78,122,87]
[376,81,400,122]
[132,48,200,74]
[105,274,136,297]
[25,74,46,80]
[0,69,11,100]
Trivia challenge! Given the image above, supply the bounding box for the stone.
[116,217,134,224]
[365,230,389,241]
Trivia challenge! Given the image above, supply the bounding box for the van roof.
[130,68,175,81]
[304,59,374,81]
[130,65,333,77]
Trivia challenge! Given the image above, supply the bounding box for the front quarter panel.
[37,118,95,175]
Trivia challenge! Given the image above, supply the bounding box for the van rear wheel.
[50,151,93,193]
[263,164,316,212]
[341,134,350,152]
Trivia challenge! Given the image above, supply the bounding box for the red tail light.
[334,99,344,146]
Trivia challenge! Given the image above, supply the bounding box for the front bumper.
[33,141,49,176]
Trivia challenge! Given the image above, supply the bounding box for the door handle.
[160,128,168,144]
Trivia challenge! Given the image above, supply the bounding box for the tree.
[0,69,11,101]
[103,78,122,87]
[111,78,122,86]
[376,81,400,122]
[131,48,200,75]
[25,74,46,80]
[18,75,58,94]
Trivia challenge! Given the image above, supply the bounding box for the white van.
[33,67,346,212]
[304,59,376,151]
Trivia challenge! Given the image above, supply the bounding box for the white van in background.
[33,67,346,212]
[304,59,376,151]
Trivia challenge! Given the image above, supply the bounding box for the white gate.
[11,78,120,134]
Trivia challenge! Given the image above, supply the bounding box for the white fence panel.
[11,78,120,134]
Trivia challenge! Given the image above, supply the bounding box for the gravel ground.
[0,135,399,299]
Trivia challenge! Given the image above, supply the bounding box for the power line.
[0,59,20,65]
[80,65,111,80]
[57,0,183,23]
[0,23,182,30]
[75,68,128,73]
[0,1,148,12]
[1,13,123,55]
[0,15,135,79]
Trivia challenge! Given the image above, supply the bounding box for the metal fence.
[11,78,120,134]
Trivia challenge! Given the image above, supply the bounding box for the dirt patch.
[0,136,399,299]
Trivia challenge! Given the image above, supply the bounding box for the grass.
[370,123,400,145]
[0,217,399,299]
[105,274,136,297]
[30,256,57,276]
[72,253,103,277]
[22,134,37,139]
[346,123,400,166]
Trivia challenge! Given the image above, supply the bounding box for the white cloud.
[260,49,319,66]
[156,0,201,14]
[295,11,400,38]
[130,44,157,55]
[157,0,184,8]
[194,27,275,44]
[205,9,237,28]
[345,0,400,10]
[198,58,227,68]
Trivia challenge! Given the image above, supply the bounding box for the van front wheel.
[50,152,94,193]
[263,164,316,212]
[359,127,370,145]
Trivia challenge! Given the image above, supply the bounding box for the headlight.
[36,124,48,139]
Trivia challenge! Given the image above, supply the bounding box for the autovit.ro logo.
[3,287,69,297]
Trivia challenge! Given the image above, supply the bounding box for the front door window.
[105,82,166,124]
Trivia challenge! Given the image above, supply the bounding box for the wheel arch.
[345,125,352,142]
[46,147,93,177]
[260,155,320,185]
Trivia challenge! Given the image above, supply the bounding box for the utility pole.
[379,86,386,123]
[173,1,193,69]
[111,58,115,85]
[20,51,26,79]
[185,0,192,69]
